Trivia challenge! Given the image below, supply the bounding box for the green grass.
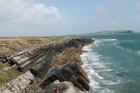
[25,38,42,44]
[48,36,65,41]
[0,75,10,83]
[0,63,6,68]
[0,63,22,86]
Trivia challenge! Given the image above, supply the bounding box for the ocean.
[80,33,140,93]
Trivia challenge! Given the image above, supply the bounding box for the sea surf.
[81,33,140,93]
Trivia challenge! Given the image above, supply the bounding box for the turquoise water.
[81,33,140,93]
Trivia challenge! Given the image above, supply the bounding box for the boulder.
[42,80,84,93]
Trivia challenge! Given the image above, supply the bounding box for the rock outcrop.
[0,37,94,93]
[40,62,90,91]
[42,80,84,93]
[0,71,35,93]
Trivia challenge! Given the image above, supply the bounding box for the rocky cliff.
[0,37,94,93]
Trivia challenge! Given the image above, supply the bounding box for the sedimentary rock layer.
[0,37,94,93]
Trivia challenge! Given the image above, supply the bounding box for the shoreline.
[81,43,96,93]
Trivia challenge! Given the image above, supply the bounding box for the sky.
[0,0,140,36]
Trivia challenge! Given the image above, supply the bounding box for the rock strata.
[0,37,94,93]
[0,71,35,93]
[40,62,90,91]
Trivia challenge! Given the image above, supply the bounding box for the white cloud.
[0,0,62,25]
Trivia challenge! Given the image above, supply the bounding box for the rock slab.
[0,71,35,93]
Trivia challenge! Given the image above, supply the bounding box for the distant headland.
[81,30,134,36]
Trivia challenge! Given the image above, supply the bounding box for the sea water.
[81,33,140,93]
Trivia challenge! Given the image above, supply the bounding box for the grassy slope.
[0,36,65,54]
[0,62,22,86]
[0,36,65,86]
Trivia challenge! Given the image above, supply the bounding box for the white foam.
[96,69,113,72]
[104,80,121,85]
[94,39,118,46]
[94,38,120,47]
[81,50,104,91]
[81,43,120,93]
[96,39,118,42]
[82,44,95,52]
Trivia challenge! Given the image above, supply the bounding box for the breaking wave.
[81,43,121,93]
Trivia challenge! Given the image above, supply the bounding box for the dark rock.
[40,62,90,91]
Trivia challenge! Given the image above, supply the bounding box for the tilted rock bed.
[40,62,90,91]
[0,71,35,93]
[0,37,94,93]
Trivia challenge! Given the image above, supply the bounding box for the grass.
[48,36,65,41]
[0,75,10,83]
[0,36,66,54]
[0,36,66,85]
[0,63,22,86]
[0,63,6,68]
[25,38,42,44]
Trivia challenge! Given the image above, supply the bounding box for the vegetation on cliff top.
[0,36,65,54]
[0,36,65,86]
[0,62,22,86]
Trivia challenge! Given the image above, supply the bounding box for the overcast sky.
[0,0,140,36]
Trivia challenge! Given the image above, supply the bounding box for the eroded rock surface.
[0,71,34,93]
[41,62,90,91]
[0,37,94,93]
[42,80,83,93]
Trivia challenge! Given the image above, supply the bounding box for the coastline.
[81,43,96,93]
[80,34,140,93]
[80,39,119,93]
[0,37,94,93]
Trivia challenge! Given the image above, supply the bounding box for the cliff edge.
[0,37,94,93]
